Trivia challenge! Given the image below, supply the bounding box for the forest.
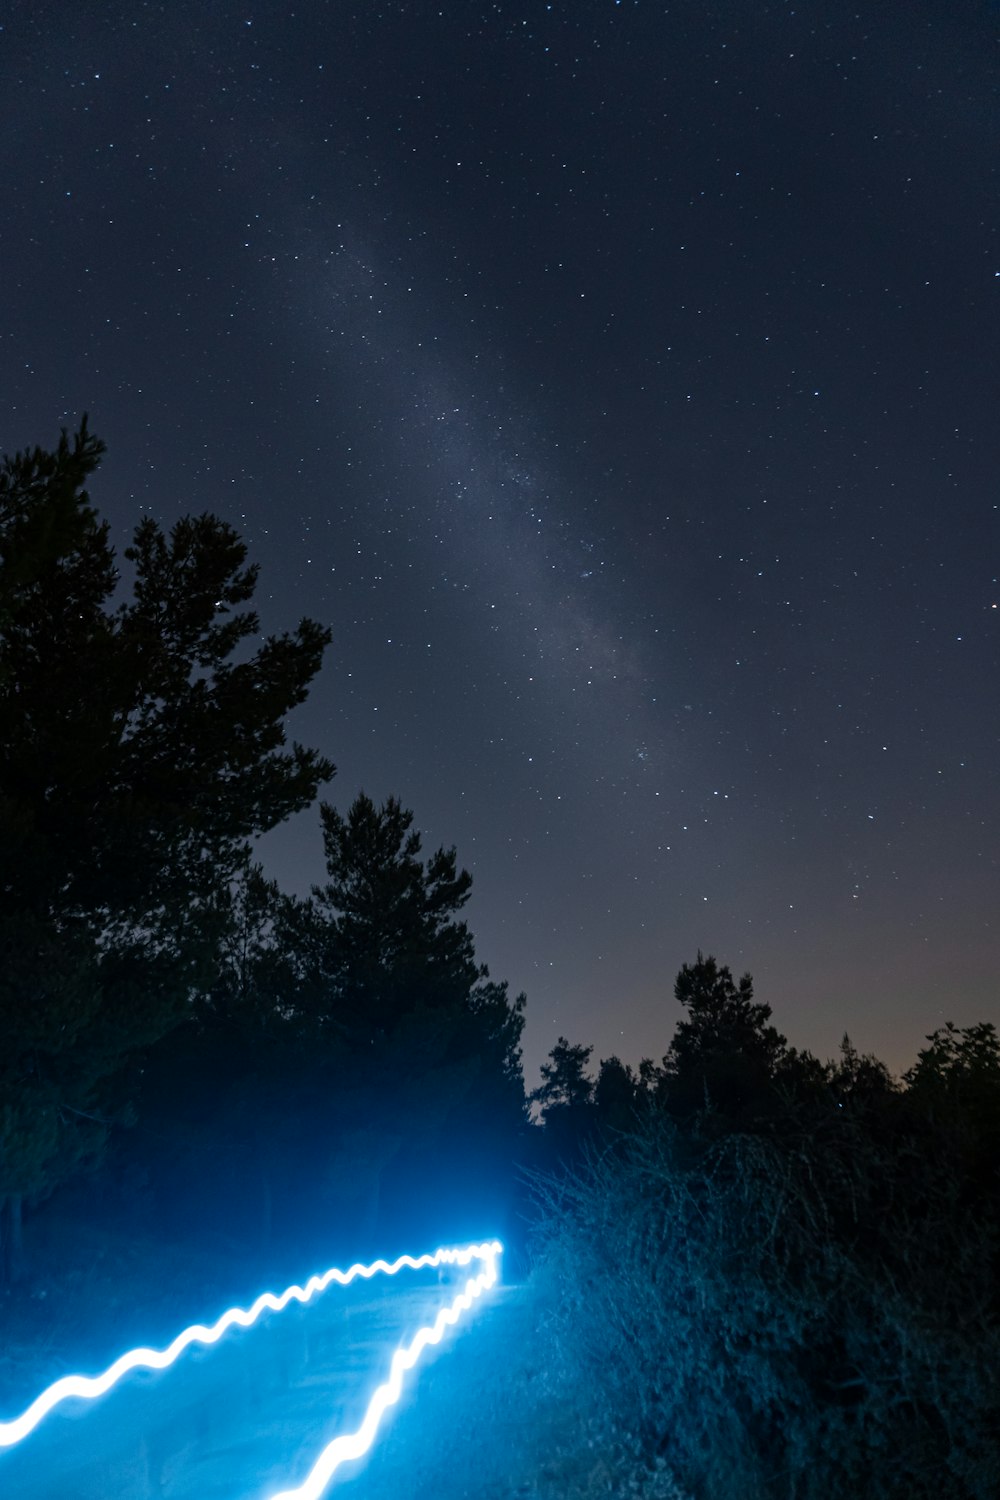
[1,425,997,1499]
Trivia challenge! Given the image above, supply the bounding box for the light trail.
[266,1240,502,1500]
[0,1240,500,1451]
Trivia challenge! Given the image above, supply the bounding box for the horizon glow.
[265,1239,502,1500]
[0,1240,500,1451]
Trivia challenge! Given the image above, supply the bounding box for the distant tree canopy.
[904,1019,1000,1110]
[531,1036,594,1122]
[902,1020,1000,1183]
[532,951,793,1151]
[0,421,334,1261]
[532,954,1000,1158]
[661,950,788,1118]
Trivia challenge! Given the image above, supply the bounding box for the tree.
[904,1020,1000,1104]
[661,952,787,1120]
[2,422,333,925]
[528,1036,596,1170]
[196,860,306,1033]
[593,1054,643,1134]
[207,792,529,1253]
[532,1037,594,1121]
[309,793,481,1037]
[903,1021,1000,1182]
[0,913,105,1282]
[0,421,334,1274]
[140,861,318,1255]
[828,1032,897,1106]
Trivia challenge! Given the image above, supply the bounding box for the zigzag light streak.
[0,1241,499,1451]
[266,1240,501,1500]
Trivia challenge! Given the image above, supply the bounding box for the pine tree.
[0,421,334,1275]
[531,1037,595,1121]
[310,793,480,1036]
[662,952,787,1120]
[291,792,527,1246]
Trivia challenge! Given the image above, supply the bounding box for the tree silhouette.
[0,421,333,1277]
[593,1054,643,1134]
[903,1020,1000,1186]
[309,793,480,1037]
[661,952,787,1120]
[532,1037,594,1121]
[203,792,530,1251]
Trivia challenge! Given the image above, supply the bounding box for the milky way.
[2,1,997,1082]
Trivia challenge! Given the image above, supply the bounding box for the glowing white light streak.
[0,1241,499,1451]
[266,1240,502,1500]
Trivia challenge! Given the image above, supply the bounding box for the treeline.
[0,422,527,1287]
[528,955,1000,1500]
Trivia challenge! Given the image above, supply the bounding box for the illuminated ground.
[0,1261,682,1499]
[325,1281,686,1500]
[0,1268,493,1499]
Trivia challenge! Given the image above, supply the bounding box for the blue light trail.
[266,1240,501,1500]
[0,1240,501,1451]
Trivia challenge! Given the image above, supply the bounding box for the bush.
[530,1108,1000,1500]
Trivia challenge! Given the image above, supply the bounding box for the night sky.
[3,1,997,1086]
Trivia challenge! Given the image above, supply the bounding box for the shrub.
[530,1109,1000,1500]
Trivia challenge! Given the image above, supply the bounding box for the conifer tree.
[310,793,480,1036]
[662,952,787,1120]
[0,421,334,1274]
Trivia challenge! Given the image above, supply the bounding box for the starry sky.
[2,1,998,1087]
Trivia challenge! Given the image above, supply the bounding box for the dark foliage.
[310,793,481,1037]
[657,951,789,1122]
[119,797,529,1268]
[530,963,1000,1500]
[1,422,530,1290]
[0,421,333,1274]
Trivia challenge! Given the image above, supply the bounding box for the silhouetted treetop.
[0,418,335,925]
[531,1037,594,1121]
[659,952,788,1120]
[309,793,481,1034]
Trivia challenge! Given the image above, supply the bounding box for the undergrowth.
[529,1112,1000,1500]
